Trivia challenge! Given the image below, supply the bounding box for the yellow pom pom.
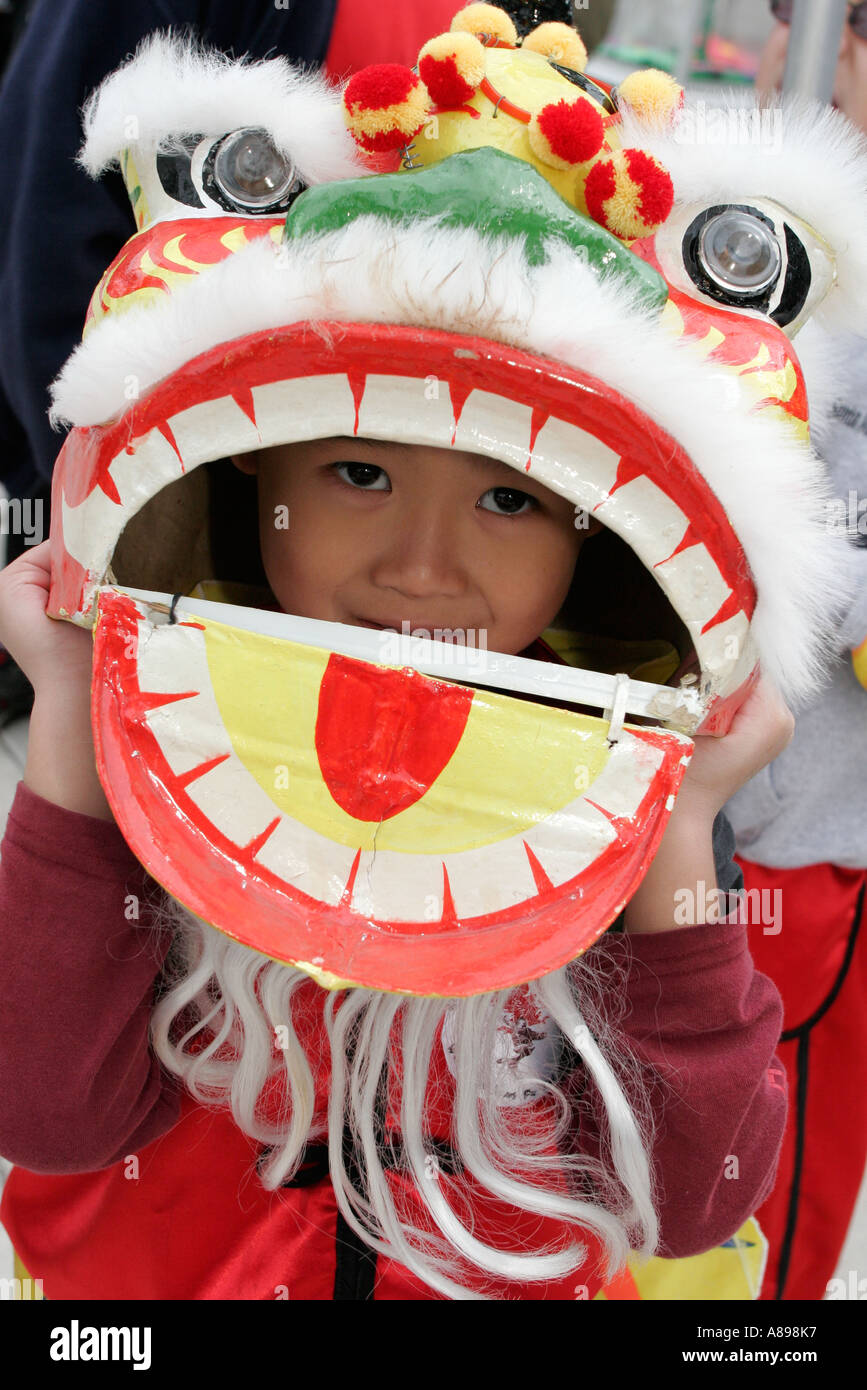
[451,3,517,46]
[616,69,684,127]
[853,636,867,691]
[418,32,486,105]
[522,22,587,72]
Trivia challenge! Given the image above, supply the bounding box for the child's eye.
[333,462,390,491]
[478,487,537,516]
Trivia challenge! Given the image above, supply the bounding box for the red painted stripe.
[176,752,231,789]
[479,76,530,123]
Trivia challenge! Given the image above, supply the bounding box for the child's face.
[233,437,591,656]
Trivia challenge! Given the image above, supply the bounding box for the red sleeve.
[0,781,181,1173]
[323,0,461,76]
[588,921,786,1258]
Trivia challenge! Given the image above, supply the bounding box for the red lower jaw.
[91,587,694,996]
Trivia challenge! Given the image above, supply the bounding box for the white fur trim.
[618,92,867,335]
[49,220,853,703]
[78,30,363,187]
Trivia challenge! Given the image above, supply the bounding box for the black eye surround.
[681,203,812,327]
[202,129,305,216]
[156,134,206,209]
[548,61,616,114]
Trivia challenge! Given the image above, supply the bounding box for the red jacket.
[0,782,787,1299]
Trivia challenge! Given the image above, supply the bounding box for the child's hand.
[0,541,113,820]
[674,675,795,824]
[0,540,93,694]
[624,675,793,934]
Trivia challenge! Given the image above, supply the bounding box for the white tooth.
[696,611,753,681]
[585,734,665,820]
[251,374,357,447]
[592,475,690,568]
[521,801,617,887]
[184,754,283,848]
[348,850,448,922]
[529,416,621,505]
[653,542,732,630]
[253,816,358,908]
[137,621,235,777]
[439,836,545,919]
[357,374,457,444]
[61,486,121,575]
[110,428,188,510]
[146,695,234,779]
[135,618,205,694]
[452,390,534,474]
[164,395,262,469]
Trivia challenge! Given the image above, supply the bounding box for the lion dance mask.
[47,3,866,999]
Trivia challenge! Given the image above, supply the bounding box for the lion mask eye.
[157,128,305,216]
[654,199,835,336]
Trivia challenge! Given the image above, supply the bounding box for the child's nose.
[371,502,467,598]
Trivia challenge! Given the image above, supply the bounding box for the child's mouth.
[354,617,457,634]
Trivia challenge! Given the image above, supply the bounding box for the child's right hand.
[0,541,92,692]
[0,541,114,820]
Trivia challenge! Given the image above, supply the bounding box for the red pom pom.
[584,149,673,238]
[342,64,429,152]
[419,52,476,106]
[584,157,616,224]
[344,64,420,113]
[624,148,674,225]
[535,99,604,165]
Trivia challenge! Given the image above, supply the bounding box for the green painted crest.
[284,147,667,311]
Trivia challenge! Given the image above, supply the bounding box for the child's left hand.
[673,674,795,825]
[624,675,793,934]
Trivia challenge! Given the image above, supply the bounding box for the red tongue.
[315,653,474,822]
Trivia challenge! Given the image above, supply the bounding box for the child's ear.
[232,450,259,476]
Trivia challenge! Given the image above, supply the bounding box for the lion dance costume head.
[46,1,867,1297]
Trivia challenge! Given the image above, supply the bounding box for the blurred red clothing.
[737,856,867,1300]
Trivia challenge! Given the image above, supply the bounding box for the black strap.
[332,1126,378,1301]
[333,1206,378,1301]
[262,1131,463,1299]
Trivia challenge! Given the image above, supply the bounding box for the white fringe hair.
[77,29,361,187]
[149,894,658,1300]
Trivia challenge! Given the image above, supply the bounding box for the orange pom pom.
[584,147,674,240]
[342,65,430,152]
[528,97,604,169]
[616,69,684,127]
[451,3,517,46]
[522,22,587,72]
[418,32,486,106]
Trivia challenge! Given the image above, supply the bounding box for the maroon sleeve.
[0,781,181,1173]
[589,921,786,1258]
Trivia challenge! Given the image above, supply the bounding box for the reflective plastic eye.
[205,128,301,212]
[697,210,782,295]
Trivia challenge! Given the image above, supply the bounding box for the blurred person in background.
[725,0,867,1301]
